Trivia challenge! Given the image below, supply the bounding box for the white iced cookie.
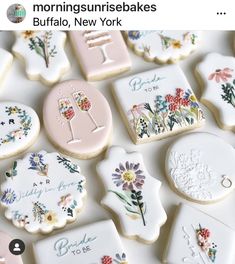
[0,102,40,159]
[0,48,13,84]
[96,146,167,243]
[0,151,86,234]
[12,31,70,85]
[112,65,205,144]
[125,31,201,63]
[196,53,235,131]
[33,220,128,264]
[163,203,235,264]
[165,132,235,204]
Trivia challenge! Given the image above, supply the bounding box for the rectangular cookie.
[69,31,131,81]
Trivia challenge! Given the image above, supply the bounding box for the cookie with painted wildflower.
[96,146,167,243]
[33,220,128,264]
[163,203,235,264]
[125,31,201,63]
[165,132,235,204]
[12,31,70,85]
[0,48,13,85]
[0,150,86,234]
[112,65,205,144]
[196,53,235,131]
[0,102,40,159]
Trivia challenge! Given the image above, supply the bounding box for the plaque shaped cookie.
[12,31,70,85]
[125,31,201,63]
[163,203,235,264]
[196,53,235,131]
[69,31,131,81]
[0,151,86,234]
[33,220,128,264]
[0,48,13,84]
[97,146,167,243]
[112,65,205,144]
[165,132,235,204]
[0,102,40,159]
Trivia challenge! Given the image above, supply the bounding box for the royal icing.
[112,65,205,144]
[165,132,235,203]
[0,151,86,234]
[0,231,23,264]
[125,31,201,63]
[0,102,40,159]
[12,31,70,85]
[163,203,235,263]
[33,220,128,264]
[69,31,131,81]
[96,146,167,243]
[0,48,13,83]
[43,80,112,159]
[196,53,235,131]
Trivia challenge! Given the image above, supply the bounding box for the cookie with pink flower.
[196,53,235,131]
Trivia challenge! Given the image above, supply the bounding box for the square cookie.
[112,65,205,144]
[33,220,128,264]
[163,203,235,264]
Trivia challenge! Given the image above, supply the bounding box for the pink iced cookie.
[43,80,112,159]
[69,31,131,81]
[0,231,23,264]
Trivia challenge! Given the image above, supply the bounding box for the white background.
[0,31,235,264]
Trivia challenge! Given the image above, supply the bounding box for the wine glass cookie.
[69,31,131,81]
[96,146,167,243]
[196,53,235,131]
[165,132,235,204]
[163,203,235,264]
[124,31,201,63]
[0,48,13,84]
[12,31,70,85]
[43,80,112,159]
[0,102,40,160]
[0,151,86,234]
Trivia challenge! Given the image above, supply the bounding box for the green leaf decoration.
[108,190,133,207]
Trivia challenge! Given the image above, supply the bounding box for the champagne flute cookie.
[12,31,70,85]
[0,151,86,234]
[0,48,13,84]
[96,146,167,243]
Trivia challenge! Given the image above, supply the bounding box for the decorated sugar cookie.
[33,220,128,264]
[69,31,131,81]
[43,80,112,159]
[0,48,13,84]
[165,132,235,204]
[0,231,23,264]
[12,31,70,85]
[0,102,40,159]
[196,53,235,131]
[112,65,205,144]
[96,146,167,243]
[0,151,86,234]
[125,31,201,63]
[163,203,235,263]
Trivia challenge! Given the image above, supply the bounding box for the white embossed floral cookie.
[96,146,167,243]
[196,53,235,131]
[12,31,70,85]
[43,80,112,159]
[0,48,13,84]
[163,203,235,264]
[0,231,23,264]
[165,132,235,204]
[112,65,205,144]
[0,151,86,234]
[0,102,40,159]
[125,31,201,63]
[33,220,128,264]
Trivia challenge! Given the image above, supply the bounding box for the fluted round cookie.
[0,150,86,234]
[0,102,40,159]
[43,80,112,159]
[165,132,235,204]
